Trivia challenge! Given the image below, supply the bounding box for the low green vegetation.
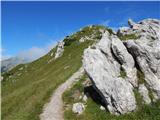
[148,88,155,103]
[119,66,127,78]
[1,35,94,120]
[107,28,114,35]
[3,25,160,120]
[64,25,113,46]
[63,74,160,120]
[137,70,145,84]
[118,34,139,41]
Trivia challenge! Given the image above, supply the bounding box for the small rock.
[79,36,91,43]
[72,103,85,114]
[79,37,85,42]
[64,66,70,70]
[19,67,23,70]
[100,106,105,111]
[82,95,88,102]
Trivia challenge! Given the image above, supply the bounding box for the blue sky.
[1,1,160,60]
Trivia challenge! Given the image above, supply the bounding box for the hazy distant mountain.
[1,57,29,73]
[2,19,160,120]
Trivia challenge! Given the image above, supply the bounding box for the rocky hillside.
[83,19,160,114]
[1,19,160,120]
[63,19,160,120]
[1,25,107,120]
[1,57,29,73]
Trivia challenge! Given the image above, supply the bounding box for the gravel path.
[40,67,84,120]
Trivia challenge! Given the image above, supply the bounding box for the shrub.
[64,38,76,46]
[107,28,114,35]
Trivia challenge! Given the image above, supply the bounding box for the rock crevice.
[82,18,160,115]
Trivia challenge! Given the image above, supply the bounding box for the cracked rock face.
[54,41,65,59]
[83,31,137,115]
[83,19,160,115]
[123,19,160,98]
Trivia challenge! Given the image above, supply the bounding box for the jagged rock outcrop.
[122,19,160,98]
[54,41,65,59]
[111,35,138,87]
[83,31,137,115]
[83,18,160,115]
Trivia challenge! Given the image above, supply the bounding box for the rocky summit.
[2,18,160,120]
[83,19,160,115]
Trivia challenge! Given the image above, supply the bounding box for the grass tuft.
[118,34,139,41]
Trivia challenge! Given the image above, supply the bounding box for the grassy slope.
[1,40,93,120]
[2,25,108,120]
[63,75,160,120]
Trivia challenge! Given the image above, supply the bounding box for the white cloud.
[17,40,57,62]
[0,54,12,61]
[17,47,47,61]
[0,47,12,61]
[1,40,57,62]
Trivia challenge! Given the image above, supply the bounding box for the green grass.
[137,70,145,84]
[63,25,113,46]
[1,39,94,120]
[119,66,127,78]
[63,75,160,120]
[118,34,139,41]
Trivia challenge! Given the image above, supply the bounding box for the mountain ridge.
[2,19,160,120]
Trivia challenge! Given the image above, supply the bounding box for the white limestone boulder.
[72,103,85,114]
[54,41,65,59]
[83,31,137,115]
